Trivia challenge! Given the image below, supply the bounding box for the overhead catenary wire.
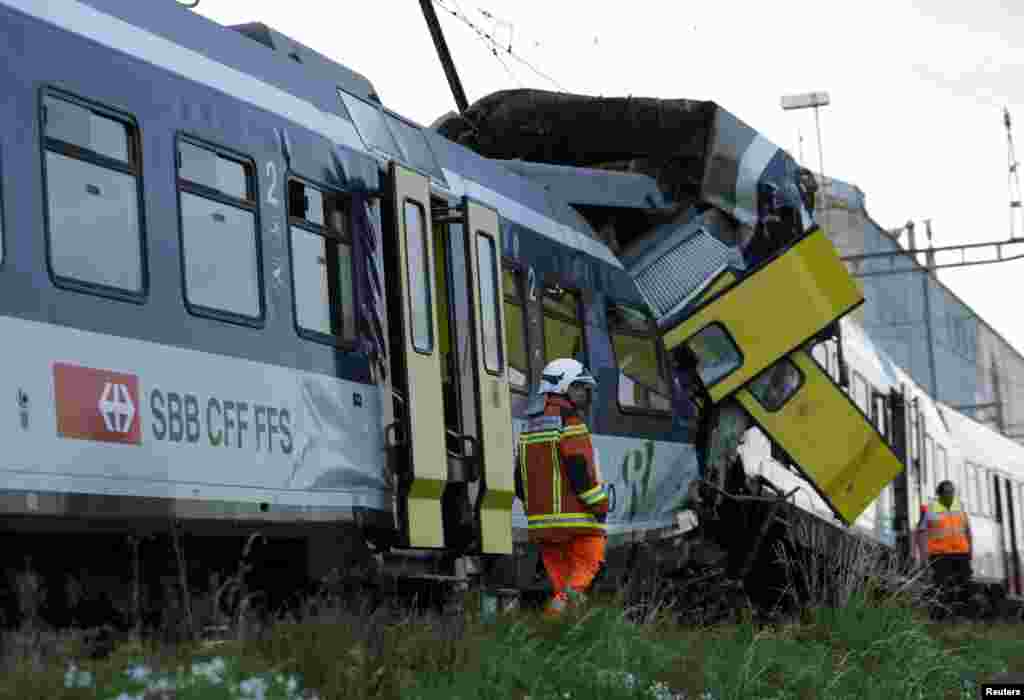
[432,0,567,92]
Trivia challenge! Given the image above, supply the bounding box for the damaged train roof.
[434,88,816,233]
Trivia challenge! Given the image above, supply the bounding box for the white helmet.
[537,358,597,396]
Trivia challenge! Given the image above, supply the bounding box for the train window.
[811,341,829,373]
[0,144,4,264]
[177,138,261,321]
[748,357,804,412]
[337,90,402,158]
[383,112,446,183]
[923,434,934,489]
[476,232,503,374]
[542,288,584,365]
[913,399,921,464]
[287,179,355,343]
[607,303,672,412]
[936,445,948,482]
[42,93,144,295]
[502,266,529,392]
[179,141,248,200]
[403,200,433,353]
[967,464,979,514]
[684,323,742,387]
[851,372,868,413]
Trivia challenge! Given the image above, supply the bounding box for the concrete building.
[814,175,1024,444]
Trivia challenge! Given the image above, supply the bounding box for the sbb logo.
[54,363,141,445]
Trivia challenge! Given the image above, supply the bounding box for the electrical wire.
[432,0,566,92]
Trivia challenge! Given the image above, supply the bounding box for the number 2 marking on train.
[527,267,537,301]
[266,161,279,206]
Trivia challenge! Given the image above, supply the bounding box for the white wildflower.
[239,676,270,700]
[191,656,228,684]
[64,663,94,688]
[125,664,152,682]
[111,693,145,700]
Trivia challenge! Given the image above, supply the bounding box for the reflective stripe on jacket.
[924,498,970,555]
[516,394,608,543]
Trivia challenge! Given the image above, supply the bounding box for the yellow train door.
[463,199,515,554]
[662,228,863,403]
[388,163,447,548]
[734,351,904,524]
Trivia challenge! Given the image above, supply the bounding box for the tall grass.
[1,529,1021,700]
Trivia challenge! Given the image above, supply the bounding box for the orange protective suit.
[514,393,608,615]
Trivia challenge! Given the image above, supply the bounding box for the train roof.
[938,402,1024,474]
[37,0,623,272]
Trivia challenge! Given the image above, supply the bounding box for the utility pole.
[1006,107,1022,239]
[420,0,469,114]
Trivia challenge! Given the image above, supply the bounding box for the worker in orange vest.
[916,480,973,619]
[514,358,609,617]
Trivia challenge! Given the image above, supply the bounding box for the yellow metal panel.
[663,229,862,403]
[466,200,514,554]
[695,269,738,305]
[391,163,446,548]
[736,350,904,524]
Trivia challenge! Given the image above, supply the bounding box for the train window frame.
[681,322,745,389]
[174,134,264,327]
[0,141,5,267]
[285,175,358,348]
[747,356,805,413]
[475,230,504,375]
[501,261,530,394]
[851,371,869,414]
[403,198,433,355]
[923,433,934,490]
[39,88,148,303]
[540,285,586,367]
[606,301,673,416]
[934,444,947,483]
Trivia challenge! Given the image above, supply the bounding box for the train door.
[1002,478,1021,596]
[383,163,447,548]
[661,228,862,402]
[403,188,514,556]
[675,261,902,525]
[731,351,904,525]
[462,200,514,554]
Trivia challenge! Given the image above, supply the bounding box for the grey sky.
[197,0,1024,354]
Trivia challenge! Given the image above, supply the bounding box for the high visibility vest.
[924,498,970,556]
[518,395,608,543]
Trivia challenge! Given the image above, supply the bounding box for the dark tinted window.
[476,232,502,373]
[503,267,529,391]
[404,200,433,353]
[608,304,671,412]
[748,357,804,412]
[543,289,584,364]
[685,323,742,387]
[288,180,355,342]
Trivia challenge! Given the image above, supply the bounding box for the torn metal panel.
[434,89,816,246]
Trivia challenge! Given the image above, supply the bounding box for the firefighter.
[514,358,609,616]
[916,480,973,619]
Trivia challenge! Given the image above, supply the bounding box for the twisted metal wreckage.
[433,88,905,617]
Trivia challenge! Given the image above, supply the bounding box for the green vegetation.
[1,527,1020,699]
[1,587,1021,700]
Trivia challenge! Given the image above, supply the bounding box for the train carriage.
[0,0,1020,626]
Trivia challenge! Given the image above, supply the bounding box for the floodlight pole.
[781,92,831,232]
[813,104,825,187]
